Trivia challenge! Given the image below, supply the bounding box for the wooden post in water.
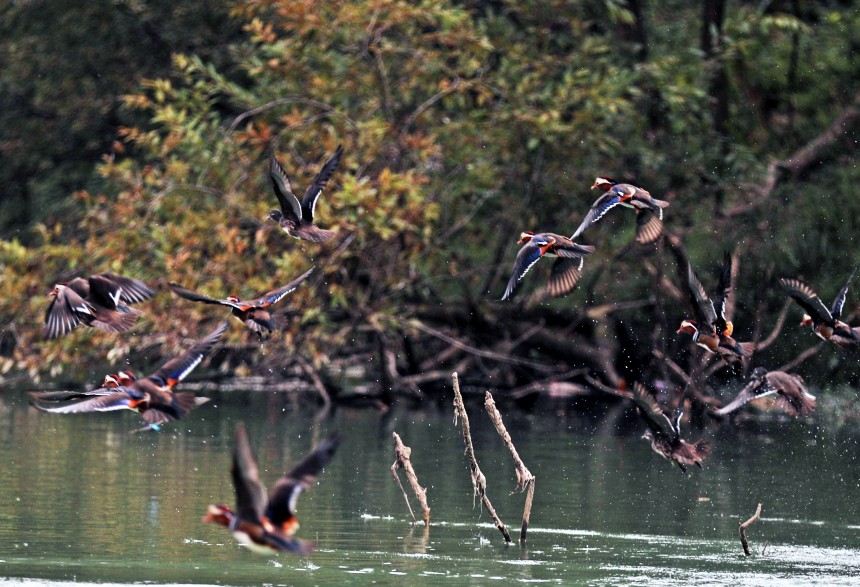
[391,431,431,527]
[484,391,535,545]
[452,373,512,543]
[739,502,762,556]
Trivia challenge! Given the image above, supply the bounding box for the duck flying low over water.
[44,273,156,339]
[714,367,816,418]
[501,231,596,301]
[30,322,227,431]
[571,177,669,241]
[170,267,314,334]
[268,145,343,242]
[677,254,755,362]
[28,371,138,402]
[631,383,710,473]
[203,422,340,555]
[780,270,860,348]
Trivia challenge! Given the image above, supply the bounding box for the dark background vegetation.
[1,0,859,407]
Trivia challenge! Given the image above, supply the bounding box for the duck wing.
[231,422,268,524]
[571,192,625,239]
[148,322,228,388]
[542,257,584,298]
[552,237,596,259]
[831,268,856,320]
[766,371,816,417]
[631,383,676,441]
[686,262,718,332]
[712,378,769,416]
[28,387,115,402]
[169,283,242,310]
[712,252,733,333]
[96,274,155,306]
[30,390,138,414]
[44,283,95,339]
[300,146,343,223]
[270,154,303,222]
[634,209,663,244]
[779,278,834,325]
[264,433,340,535]
[502,240,545,301]
[249,267,315,308]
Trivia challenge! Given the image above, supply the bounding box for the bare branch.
[391,432,431,527]
[725,90,860,218]
[739,503,763,556]
[778,341,826,372]
[409,320,558,372]
[485,392,535,544]
[452,373,511,543]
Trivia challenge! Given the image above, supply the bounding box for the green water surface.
[0,388,858,585]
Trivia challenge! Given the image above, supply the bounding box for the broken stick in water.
[452,372,512,543]
[485,391,535,545]
[739,502,762,556]
[391,431,431,527]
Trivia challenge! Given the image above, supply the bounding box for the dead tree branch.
[754,300,791,352]
[296,355,332,407]
[778,341,826,372]
[410,320,557,371]
[391,432,431,527]
[452,373,511,543]
[725,90,860,218]
[485,391,535,544]
[739,502,763,556]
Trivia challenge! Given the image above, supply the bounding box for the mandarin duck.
[203,422,339,555]
[28,371,137,403]
[44,273,155,339]
[170,267,313,334]
[714,367,816,418]
[31,322,227,431]
[677,253,755,362]
[268,146,343,242]
[571,176,669,242]
[631,383,710,473]
[501,231,596,301]
[780,270,860,348]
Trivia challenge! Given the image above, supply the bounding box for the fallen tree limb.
[452,373,511,543]
[754,300,791,352]
[485,391,535,544]
[391,432,431,527]
[778,341,826,372]
[508,368,591,399]
[410,320,557,372]
[739,502,762,556]
[584,374,633,399]
[725,90,860,218]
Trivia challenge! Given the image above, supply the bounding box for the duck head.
[202,504,236,528]
[676,320,698,335]
[267,209,283,222]
[592,176,617,191]
[517,231,535,245]
[116,371,136,385]
[102,374,121,388]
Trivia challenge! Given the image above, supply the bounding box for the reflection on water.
[0,388,858,585]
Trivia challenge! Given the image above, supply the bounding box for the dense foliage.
[1,1,859,400]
